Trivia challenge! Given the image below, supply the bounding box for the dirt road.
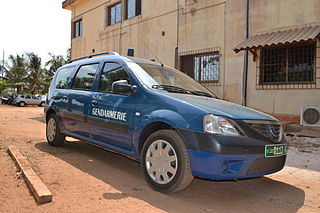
[0,105,319,213]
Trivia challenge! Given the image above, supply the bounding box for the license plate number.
[265,144,287,158]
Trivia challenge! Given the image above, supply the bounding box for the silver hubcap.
[145,140,178,184]
[47,118,56,142]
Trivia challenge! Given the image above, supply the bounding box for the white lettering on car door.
[92,107,127,122]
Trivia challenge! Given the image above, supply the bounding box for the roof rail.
[68,51,119,63]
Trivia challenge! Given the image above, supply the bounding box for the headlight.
[203,114,239,136]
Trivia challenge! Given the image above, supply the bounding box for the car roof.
[63,55,162,68]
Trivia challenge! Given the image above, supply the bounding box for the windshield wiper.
[190,90,217,98]
[152,85,217,98]
[152,85,191,94]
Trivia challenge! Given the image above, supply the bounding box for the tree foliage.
[6,54,28,94]
[2,50,68,95]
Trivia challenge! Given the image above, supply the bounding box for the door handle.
[91,100,97,105]
[62,96,68,100]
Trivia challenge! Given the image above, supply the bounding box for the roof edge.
[234,25,320,53]
[62,0,77,9]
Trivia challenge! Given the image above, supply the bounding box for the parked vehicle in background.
[1,96,9,104]
[15,94,45,107]
[1,94,18,105]
[8,94,17,105]
[39,95,47,102]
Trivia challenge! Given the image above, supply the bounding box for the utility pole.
[2,50,4,78]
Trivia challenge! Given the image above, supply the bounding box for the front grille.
[246,121,282,142]
[247,156,286,174]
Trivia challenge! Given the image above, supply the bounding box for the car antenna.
[137,36,164,67]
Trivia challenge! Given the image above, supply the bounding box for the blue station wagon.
[45,52,287,193]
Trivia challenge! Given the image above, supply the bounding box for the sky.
[0,0,71,67]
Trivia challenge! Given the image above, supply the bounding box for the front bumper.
[177,128,287,180]
[188,149,286,180]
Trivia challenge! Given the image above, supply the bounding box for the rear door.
[88,61,139,150]
[31,96,39,105]
[51,66,76,131]
[63,63,100,138]
[24,95,32,105]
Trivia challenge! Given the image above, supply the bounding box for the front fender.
[141,109,191,129]
[131,109,191,157]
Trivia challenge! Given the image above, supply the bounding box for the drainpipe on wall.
[175,0,180,69]
[242,0,249,106]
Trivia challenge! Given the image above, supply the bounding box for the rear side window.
[97,62,130,93]
[55,67,75,89]
[72,64,99,91]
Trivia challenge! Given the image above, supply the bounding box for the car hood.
[164,93,277,121]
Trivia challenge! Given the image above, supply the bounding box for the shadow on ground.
[35,141,305,213]
[28,116,45,123]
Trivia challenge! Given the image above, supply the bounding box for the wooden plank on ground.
[7,145,52,204]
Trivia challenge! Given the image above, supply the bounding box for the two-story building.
[62,0,320,122]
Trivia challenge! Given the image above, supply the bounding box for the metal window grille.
[180,52,219,84]
[258,42,318,89]
[108,3,122,25]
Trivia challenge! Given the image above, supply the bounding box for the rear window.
[72,64,99,91]
[55,66,75,89]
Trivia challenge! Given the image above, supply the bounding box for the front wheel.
[46,114,65,146]
[141,130,194,193]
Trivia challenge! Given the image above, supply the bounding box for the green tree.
[26,52,45,95]
[0,80,8,95]
[45,53,66,77]
[66,47,71,62]
[6,54,28,94]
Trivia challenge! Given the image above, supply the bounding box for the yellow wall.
[65,0,320,115]
[246,0,320,115]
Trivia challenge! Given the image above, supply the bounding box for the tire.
[39,102,45,107]
[19,102,26,107]
[46,114,65,146]
[141,129,194,193]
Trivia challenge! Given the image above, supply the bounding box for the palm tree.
[45,53,66,77]
[26,52,45,95]
[6,54,28,93]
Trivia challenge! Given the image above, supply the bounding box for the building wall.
[65,0,320,116]
[178,0,226,98]
[246,0,320,115]
[70,0,179,68]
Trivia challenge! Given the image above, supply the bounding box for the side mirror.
[112,80,136,94]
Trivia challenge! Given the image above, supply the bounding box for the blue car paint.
[188,149,285,179]
[46,55,286,180]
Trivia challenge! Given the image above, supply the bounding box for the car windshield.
[136,63,217,98]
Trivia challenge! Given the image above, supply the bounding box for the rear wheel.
[141,130,194,193]
[46,114,65,146]
[39,102,45,107]
[19,102,26,107]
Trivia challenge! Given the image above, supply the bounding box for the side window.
[32,96,38,100]
[25,95,31,99]
[125,0,141,19]
[108,3,122,25]
[72,64,99,91]
[20,95,25,98]
[98,62,130,93]
[55,67,75,89]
